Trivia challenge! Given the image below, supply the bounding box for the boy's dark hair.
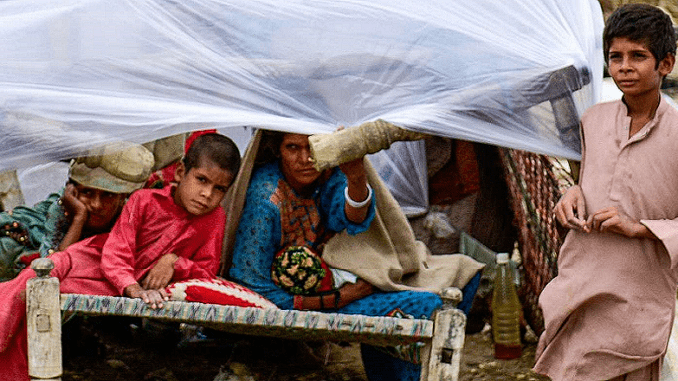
[603,4,676,68]
[183,133,241,176]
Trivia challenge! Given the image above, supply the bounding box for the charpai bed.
[26,257,468,381]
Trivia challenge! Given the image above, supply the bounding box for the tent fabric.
[0,0,603,173]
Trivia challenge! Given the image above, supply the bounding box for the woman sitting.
[229,130,482,381]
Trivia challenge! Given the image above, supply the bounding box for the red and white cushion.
[166,277,277,309]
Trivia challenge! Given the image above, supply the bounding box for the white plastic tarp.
[1,0,603,169]
[1,0,604,214]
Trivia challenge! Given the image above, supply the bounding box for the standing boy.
[534,4,678,381]
[0,133,241,381]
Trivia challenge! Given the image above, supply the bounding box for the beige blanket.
[221,129,483,293]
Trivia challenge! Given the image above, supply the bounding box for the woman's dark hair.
[182,133,241,176]
[603,4,676,68]
[255,130,286,167]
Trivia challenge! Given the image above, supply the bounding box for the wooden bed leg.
[27,258,62,381]
[422,287,466,381]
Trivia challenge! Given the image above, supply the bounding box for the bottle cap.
[496,253,509,264]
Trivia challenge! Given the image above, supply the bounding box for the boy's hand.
[587,206,653,239]
[62,183,88,221]
[124,283,169,309]
[554,185,590,232]
[141,253,178,290]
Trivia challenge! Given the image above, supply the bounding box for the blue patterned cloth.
[230,162,375,308]
[0,190,66,279]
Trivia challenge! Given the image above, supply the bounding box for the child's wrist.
[124,283,143,298]
[632,223,651,239]
[163,253,179,266]
[70,211,87,221]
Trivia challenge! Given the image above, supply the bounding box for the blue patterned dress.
[230,162,450,381]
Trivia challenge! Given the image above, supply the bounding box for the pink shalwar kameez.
[534,98,678,381]
[0,186,225,381]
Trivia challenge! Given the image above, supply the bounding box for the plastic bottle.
[491,252,522,359]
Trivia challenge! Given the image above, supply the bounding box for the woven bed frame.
[25,257,467,381]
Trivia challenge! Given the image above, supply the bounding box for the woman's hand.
[296,279,375,310]
[124,283,169,309]
[339,157,367,184]
[336,279,374,308]
[333,125,371,222]
[340,157,371,224]
[141,253,178,290]
[335,125,369,193]
[554,185,590,232]
[587,206,655,239]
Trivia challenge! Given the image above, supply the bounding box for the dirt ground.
[458,326,550,381]
[61,316,550,381]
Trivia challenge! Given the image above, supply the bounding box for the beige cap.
[69,141,155,194]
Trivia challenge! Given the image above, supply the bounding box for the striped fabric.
[166,277,278,309]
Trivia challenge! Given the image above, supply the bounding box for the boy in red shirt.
[0,133,241,381]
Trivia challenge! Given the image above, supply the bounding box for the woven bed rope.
[60,293,435,346]
[500,148,571,336]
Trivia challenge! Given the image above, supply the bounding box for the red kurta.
[0,186,225,381]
